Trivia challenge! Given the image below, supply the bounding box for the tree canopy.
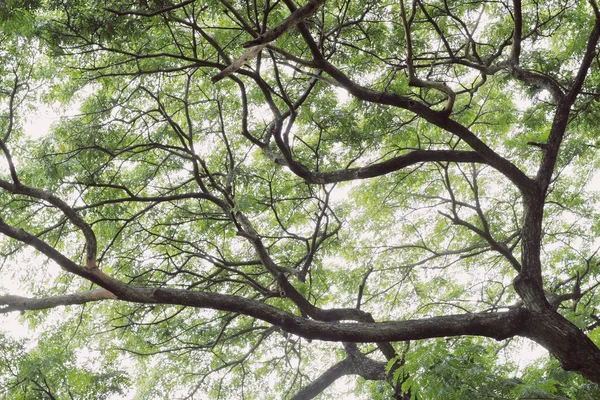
[1,0,600,398]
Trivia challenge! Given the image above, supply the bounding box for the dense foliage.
[1,0,600,398]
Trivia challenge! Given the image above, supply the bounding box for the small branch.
[241,0,326,48]
[211,44,267,83]
[356,267,373,309]
[399,0,455,114]
[105,0,195,17]
[211,0,326,82]
[438,210,522,272]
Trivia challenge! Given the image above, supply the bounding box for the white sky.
[23,104,54,138]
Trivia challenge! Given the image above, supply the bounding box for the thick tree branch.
[538,11,600,191]
[511,0,522,64]
[523,309,600,385]
[293,150,487,184]
[0,219,91,277]
[305,59,534,192]
[291,350,386,400]
[3,282,528,343]
[510,67,565,101]
[121,288,532,342]
[515,9,600,312]
[291,358,355,400]
[0,289,116,314]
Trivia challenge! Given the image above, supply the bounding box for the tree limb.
[289,150,488,184]
[211,0,327,83]
[291,351,385,400]
[0,289,116,314]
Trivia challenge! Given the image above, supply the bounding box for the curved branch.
[0,180,98,268]
[291,354,385,400]
[304,59,534,191]
[291,358,354,400]
[511,67,565,101]
[291,150,487,184]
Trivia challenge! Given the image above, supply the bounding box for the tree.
[1,0,600,398]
